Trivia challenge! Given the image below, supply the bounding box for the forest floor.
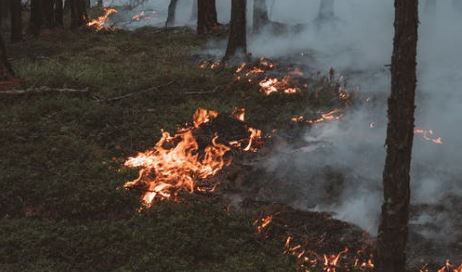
[0,11,456,272]
[0,22,335,271]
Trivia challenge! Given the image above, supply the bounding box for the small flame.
[232,107,246,122]
[132,11,145,21]
[414,127,443,145]
[87,8,118,31]
[255,215,273,233]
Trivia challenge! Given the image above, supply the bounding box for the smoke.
[104,0,461,257]
[245,0,462,249]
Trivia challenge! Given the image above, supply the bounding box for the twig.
[97,82,221,103]
[1,86,89,95]
[96,80,175,103]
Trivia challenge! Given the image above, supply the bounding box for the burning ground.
[2,6,462,272]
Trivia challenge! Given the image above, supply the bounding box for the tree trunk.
[97,0,103,7]
[10,0,23,43]
[375,0,419,271]
[165,0,178,27]
[1,0,10,27]
[253,0,269,33]
[197,0,218,35]
[317,0,335,21]
[55,0,64,27]
[70,0,88,29]
[42,0,56,29]
[0,33,14,80]
[30,0,42,35]
[224,0,246,60]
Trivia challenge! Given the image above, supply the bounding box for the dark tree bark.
[10,0,23,43]
[30,0,42,35]
[317,0,335,21]
[0,0,10,27]
[0,33,14,80]
[197,0,218,35]
[253,0,269,33]
[55,0,64,27]
[224,0,246,60]
[70,0,88,29]
[375,0,419,271]
[165,0,178,27]
[97,0,103,7]
[42,0,56,28]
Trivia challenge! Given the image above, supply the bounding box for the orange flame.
[255,215,273,233]
[414,128,443,145]
[87,8,118,31]
[124,108,229,206]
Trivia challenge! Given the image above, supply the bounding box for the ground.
[0,17,323,271]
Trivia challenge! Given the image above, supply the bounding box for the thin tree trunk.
[197,0,218,35]
[224,0,246,60]
[10,0,23,43]
[253,0,269,33]
[0,0,9,26]
[165,0,178,27]
[97,0,103,7]
[30,0,42,35]
[317,0,335,21]
[42,0,56,29]
[70,0,88,29]
[375,0,419,271]
[55,0,64,27]
[0,33,14,80]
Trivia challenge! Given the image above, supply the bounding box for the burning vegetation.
[87,8,118,31]
[124,108,263,207]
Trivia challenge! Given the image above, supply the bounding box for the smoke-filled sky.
[107,0,462,250]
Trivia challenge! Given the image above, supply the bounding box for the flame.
[193,108,218,128]
[291,109,344,126]
[244,128,262,152]
[124,108,229,206]
[414,128,443,144]
[259,76,299,95]
[87,8,118,31]
[255,215,273,233]
[232,107,246,122]
[132,11,145,21]
[323,248,348,272]
[124,108,264,206]
[434,260,462,272]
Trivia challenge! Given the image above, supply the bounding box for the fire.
[259,76,300,95]
[124,108,263,206]
[232,107,246,122]
[414,128,443,144]
[432,260,462,272]
[283,235,375,272]
[255,215,273,233]
[132,11,145,21]
[87,8,118,31]
[291,109,344,126]
[323,248,348,272]
[124,108,230,206]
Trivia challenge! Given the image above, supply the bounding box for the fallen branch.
[96,82,221,103]
[1,86,89,95]
[96,81,176,103]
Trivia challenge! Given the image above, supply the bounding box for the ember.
[87,8,118,31]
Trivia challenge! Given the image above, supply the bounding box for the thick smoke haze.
[105,0,461,245]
